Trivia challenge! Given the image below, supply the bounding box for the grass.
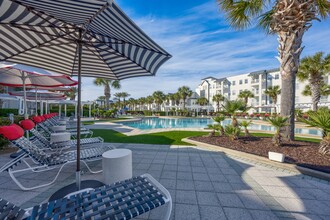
[91,129,208,145]
[91,129,321,145]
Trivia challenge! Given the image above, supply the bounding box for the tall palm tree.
[238,90,254,105]
[212,94,225,112]
[93,78,121,110]
[97,96,106,108]
[265,86,281,113]
[114,92,122,109]
[297,52,330,111]
[196,97,208,114]
[120,92,130,109]
[217,0,330,141]
[152,91,165,111]
[177,86,193,109]
[64,87,77,100]
[138,97,146,110]
[145,95,154,111]
[127,98,135,110]
[302,83,330,107]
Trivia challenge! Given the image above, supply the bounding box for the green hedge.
[0,109,18,117]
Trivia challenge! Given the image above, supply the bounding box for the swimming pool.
[116,117,322,137]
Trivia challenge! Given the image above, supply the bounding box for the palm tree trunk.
[309,80,321,111]
[278,29,304,141]
[105,85,110,110]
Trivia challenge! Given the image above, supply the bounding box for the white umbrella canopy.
[9,90,66,100]
[0,0,171,189]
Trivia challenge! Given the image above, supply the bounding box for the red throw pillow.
[0,126,23,140]
[20,119,35,131]
[10,124,25,136]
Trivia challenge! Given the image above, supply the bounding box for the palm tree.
[238,90,254,105]
[297,52,330,111]
[114,92,122,109]
[145,95,154,111]
[177,86,193,109]
[265,86,281,113]
[302,83,330,107]
[152,91,165,111]
[221,99,248,127]
[138,97,146,110]
[239,120,253,137]
[93,78,121,110]
[127,98,135,110]
[213,115,226,136]
[299,109,330,155]
[212,94,225,112]
[64,87,77,100]
[217,0,330,141]
[97,96,106,108]
[196,97,208,113]
[120,92,130,109]
[267,116,289,147]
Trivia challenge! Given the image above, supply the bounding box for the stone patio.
[0,143,330,219]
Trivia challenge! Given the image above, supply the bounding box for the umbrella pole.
[76,29,82,190]
[21,71,28,119]
[35,87,38,115]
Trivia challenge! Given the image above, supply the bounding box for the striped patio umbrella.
[0,0,171,189]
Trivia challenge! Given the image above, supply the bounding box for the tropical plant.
[120,92,130,109]
[178,86,193,109]
[294,109,303,118]
[224,125,240,141]
[152,91,165,111]
[196,97,208,114]
[217,0,330,141]
[302,83,330,106]
[267,116,289,147]
[114,92,122,108]
[238,90,254,105]
[299,109,330,155]
[127,98,136,110]
[146,95,154,111]
[212,94,225,112]
[138,97,146,110]
[207,124,217,137]
[64,87,77,100]
[239,120,252,137]
[297,52,330,111]
[221,99,249,127]
[97,96,106,108]
[213,115,225,136]
[264,86,281,112]
[93,78,121,110]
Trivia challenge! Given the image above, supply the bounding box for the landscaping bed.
[190,135,330,174]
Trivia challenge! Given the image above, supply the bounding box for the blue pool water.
[116,117,322,137]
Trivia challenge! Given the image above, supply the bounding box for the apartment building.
[196,68,330,113]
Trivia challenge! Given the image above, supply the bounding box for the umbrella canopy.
[9,90,66,100]
[25,86,73,92]
[0,0,171,190]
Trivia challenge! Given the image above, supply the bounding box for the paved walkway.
[0,143,329,220]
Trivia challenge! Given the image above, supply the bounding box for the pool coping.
[182,138,330,182]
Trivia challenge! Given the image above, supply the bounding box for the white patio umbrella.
[0,66,78,118]
[0,0,171,189]
[9,90,66,100]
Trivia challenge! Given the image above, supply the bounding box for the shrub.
[267,116,289,147]
[224,125,240,141]
[239,120,252,137]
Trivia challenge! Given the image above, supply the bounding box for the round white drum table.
[50,132,71,143]
[102,149,132,185]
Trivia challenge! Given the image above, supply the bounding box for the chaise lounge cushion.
[10,124,25,136]
[20,119,35,131]
[32,116,42,123]
[0,126,23,140]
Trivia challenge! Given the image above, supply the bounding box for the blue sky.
[78,0,330,101]
[5,0,330,101]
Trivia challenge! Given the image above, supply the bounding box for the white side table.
[52,125,66,132]
[50,132,71,143]
[102,149,132,185]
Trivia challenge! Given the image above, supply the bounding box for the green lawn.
[91,129,208,145]
[91,129,321,145]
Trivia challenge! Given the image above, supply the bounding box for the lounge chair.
[0,174,172,220]
[0,125,114,191]
[19,119,104,150]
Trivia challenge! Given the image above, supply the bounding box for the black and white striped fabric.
[0,0,171,80]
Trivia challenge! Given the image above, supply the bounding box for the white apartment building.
[196,68,330,113]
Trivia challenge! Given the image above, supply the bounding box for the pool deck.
[0,142,329,219]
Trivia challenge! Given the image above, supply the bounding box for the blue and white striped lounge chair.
[1,174,172,220]
[20,119,104,150]
[0,125,114,191]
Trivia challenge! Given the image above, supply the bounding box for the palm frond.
[315,0,330,19]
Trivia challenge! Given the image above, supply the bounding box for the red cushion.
[32,116,42,123]
[0,126,23,140]
[20,119,35,131]
[10,124,25,136]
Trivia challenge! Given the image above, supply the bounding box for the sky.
[4,0,330,101]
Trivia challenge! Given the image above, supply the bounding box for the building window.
[295,96,299,103]
[232,81,236,86]
[232,90,236,95]
[296,83,299,90]
[245,79,248,84]
[239,80,243,85]
[275,74,279,79]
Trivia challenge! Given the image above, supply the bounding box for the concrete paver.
[0,143,329,219]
